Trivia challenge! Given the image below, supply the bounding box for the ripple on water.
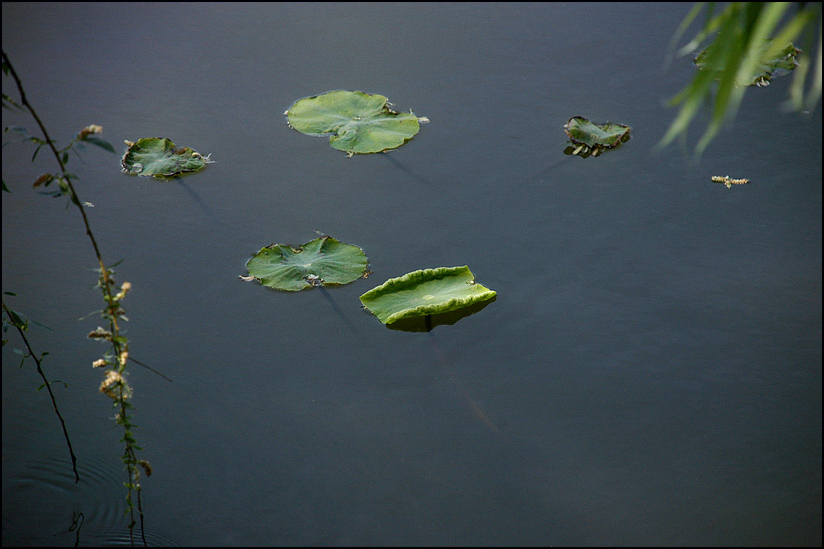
[3,454,180,546]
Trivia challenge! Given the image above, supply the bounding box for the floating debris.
[712,175,750,188]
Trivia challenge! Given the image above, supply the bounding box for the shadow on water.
[520,154,574,188]
[368,299,502,435]
[174,179,228,229]
[382,152,454,199]
[316,284,364,343]
[426,327,504,437]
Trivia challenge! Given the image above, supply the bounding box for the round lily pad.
[121,137,212,178]
[245,236,369,292]
[285,90,421,155]
[563,117,631,150]
[359,266,496,325]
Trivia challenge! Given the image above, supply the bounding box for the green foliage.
[661,2,822,156]
[695,40,802,86]
[286,90,423,155]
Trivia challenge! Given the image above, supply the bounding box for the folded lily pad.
[121,137,212,178]
[285,90,422,155]
[695,41,801,87]
[384,295,497,332]
[359,266,496,325]
[245,236,369,291]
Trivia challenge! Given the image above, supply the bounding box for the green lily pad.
[285,90,422,155]
[121,137,212,178]
[695,41,801,87]
[359,266,496,325]
[563,117,631,155]
[245,236,369,292]
[384,296,497,332]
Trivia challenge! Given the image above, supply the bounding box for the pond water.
[2,2,821,546]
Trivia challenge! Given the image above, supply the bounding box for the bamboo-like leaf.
[83,136,116,154]
[661,2,822,155]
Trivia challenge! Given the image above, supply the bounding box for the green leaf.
[660,2,821,156]
[121,137,213,178]
[359,266,496,325]
[6,308,27,329]
[286,90,422,155]
[83,136,116,154]
[245,235,369,291]
[2,93,25,111]
[696,40,801,86]
[31,144,43,162]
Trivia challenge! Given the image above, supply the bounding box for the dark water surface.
[3,2,821,546]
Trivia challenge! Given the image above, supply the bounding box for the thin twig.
[2,301,80,483]
[129,356,173,382]
[3,52,117,303]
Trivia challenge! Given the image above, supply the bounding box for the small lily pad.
[245,235,369,292]
[563,117,631,152]
[359,266,496,325]
[121,137,212,178]
[285,90,422,155]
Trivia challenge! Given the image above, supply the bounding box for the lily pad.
[385,296,497,332]
[121,137,212,178]
[285,90,422,155]
[695,41,801,87]
[563,117,631,155]
[359,266,496,325]
[245,236,369,292]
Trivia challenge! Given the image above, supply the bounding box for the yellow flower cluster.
[87,326,112,340]
[114,281,132,301]
[138,459,153,477]
[78,124,103,140]
[99,370,130,399]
